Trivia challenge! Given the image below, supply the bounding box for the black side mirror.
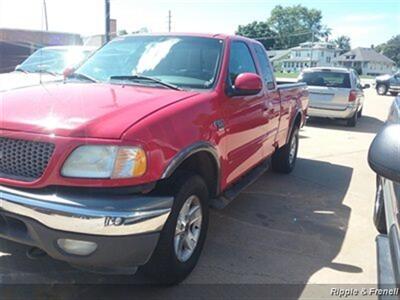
[368,124,400,183]
[362,84,370,89]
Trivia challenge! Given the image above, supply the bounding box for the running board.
[211,160,270,209]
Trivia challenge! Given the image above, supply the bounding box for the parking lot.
[0,84,395,297]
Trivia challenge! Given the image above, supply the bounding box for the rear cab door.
[300,69,352,111]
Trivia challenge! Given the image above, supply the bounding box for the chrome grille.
[0,137,55,181]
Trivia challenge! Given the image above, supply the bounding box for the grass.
[274,72,299,78]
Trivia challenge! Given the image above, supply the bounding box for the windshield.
[298,71,351,88]
[76,36,224,89]
[19,48,93,74]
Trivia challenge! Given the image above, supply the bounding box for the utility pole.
[43,0,48,31]
[309,26,315,68]
[105,0,111,43]
[168,10,172,32]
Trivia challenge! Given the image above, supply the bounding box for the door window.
[254,44,275,89]
[229,42,257,83]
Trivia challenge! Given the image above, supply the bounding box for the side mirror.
[232,73,263,96]
[368,124,400,183]
[63,67,75,79]
[362,84,370,89]
[14,64,21,71]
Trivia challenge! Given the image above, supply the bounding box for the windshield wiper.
[15,67,29,74]
[67,72,98,83]
[109,75,182,91]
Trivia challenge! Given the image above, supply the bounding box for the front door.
[222,41,269,184]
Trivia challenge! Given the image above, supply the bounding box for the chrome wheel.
[174,195,202,262]
[377,84,387,95]
[289,133,298,165]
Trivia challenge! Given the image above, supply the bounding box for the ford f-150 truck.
[0,33,308,284]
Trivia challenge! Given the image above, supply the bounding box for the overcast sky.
[0,0,399,47]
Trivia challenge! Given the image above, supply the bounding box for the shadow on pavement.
[0,158,355,299]
[307,116,384,134]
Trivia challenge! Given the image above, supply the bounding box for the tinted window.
[77,36,223,89]
[229,42,257,83]
[298,71,351,88]
[254,44,275,89]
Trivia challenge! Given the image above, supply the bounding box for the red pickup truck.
[0,33,308,284]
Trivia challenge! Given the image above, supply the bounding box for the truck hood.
[0,83,198,139]
[0,71,61,92]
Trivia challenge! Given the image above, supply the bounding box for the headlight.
[61,145,147,179]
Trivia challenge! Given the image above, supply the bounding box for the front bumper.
[308,104,357,119]
[0,185,173,269]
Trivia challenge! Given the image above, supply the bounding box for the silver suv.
[298,67,370,127]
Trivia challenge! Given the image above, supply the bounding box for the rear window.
[298,71,351,88]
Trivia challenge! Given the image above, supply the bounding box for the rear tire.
[390,91,398,96]
[346,110,358,127]
[272,127,299,174]
[376,84,388,95]
[374,176,387,234]
[357,107,363,118]
[141,173,209,285]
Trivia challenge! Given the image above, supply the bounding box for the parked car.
[0,34,308,284]
[376,72,400,96]
[0,45,96,92]
[368,121,400,287]
[298,67,370,127]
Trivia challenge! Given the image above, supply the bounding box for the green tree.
[267,5,327,49]
[236,5,330,50]
[236,21,277,49]
[118,30,128,36]
[376,35,400,66]
[333,35,351,53]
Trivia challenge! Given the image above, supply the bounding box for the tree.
[118,30,128,36]
[333,35,351,53]
[236,5,330,50]
[376,35,400,66]
[236,21,277,49]
[267,5,327,49]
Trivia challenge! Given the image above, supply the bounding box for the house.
[0,28,82,73]
[333,47,396,76]
[268,49,291,71]
[277,41,342,73]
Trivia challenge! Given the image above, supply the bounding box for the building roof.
[292,41,340,51]
[269,49,291,61]
[334,47,395,64]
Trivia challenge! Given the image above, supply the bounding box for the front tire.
[374,176,387,234]
[141,174,209,285]
[376,84,388,95]
[272,127,299,174]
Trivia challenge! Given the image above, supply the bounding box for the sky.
[0,0,399,48]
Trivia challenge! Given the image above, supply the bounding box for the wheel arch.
[161,142,221,197]
[286,110,303,144]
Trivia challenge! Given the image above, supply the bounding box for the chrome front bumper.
[0,185,172,236]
